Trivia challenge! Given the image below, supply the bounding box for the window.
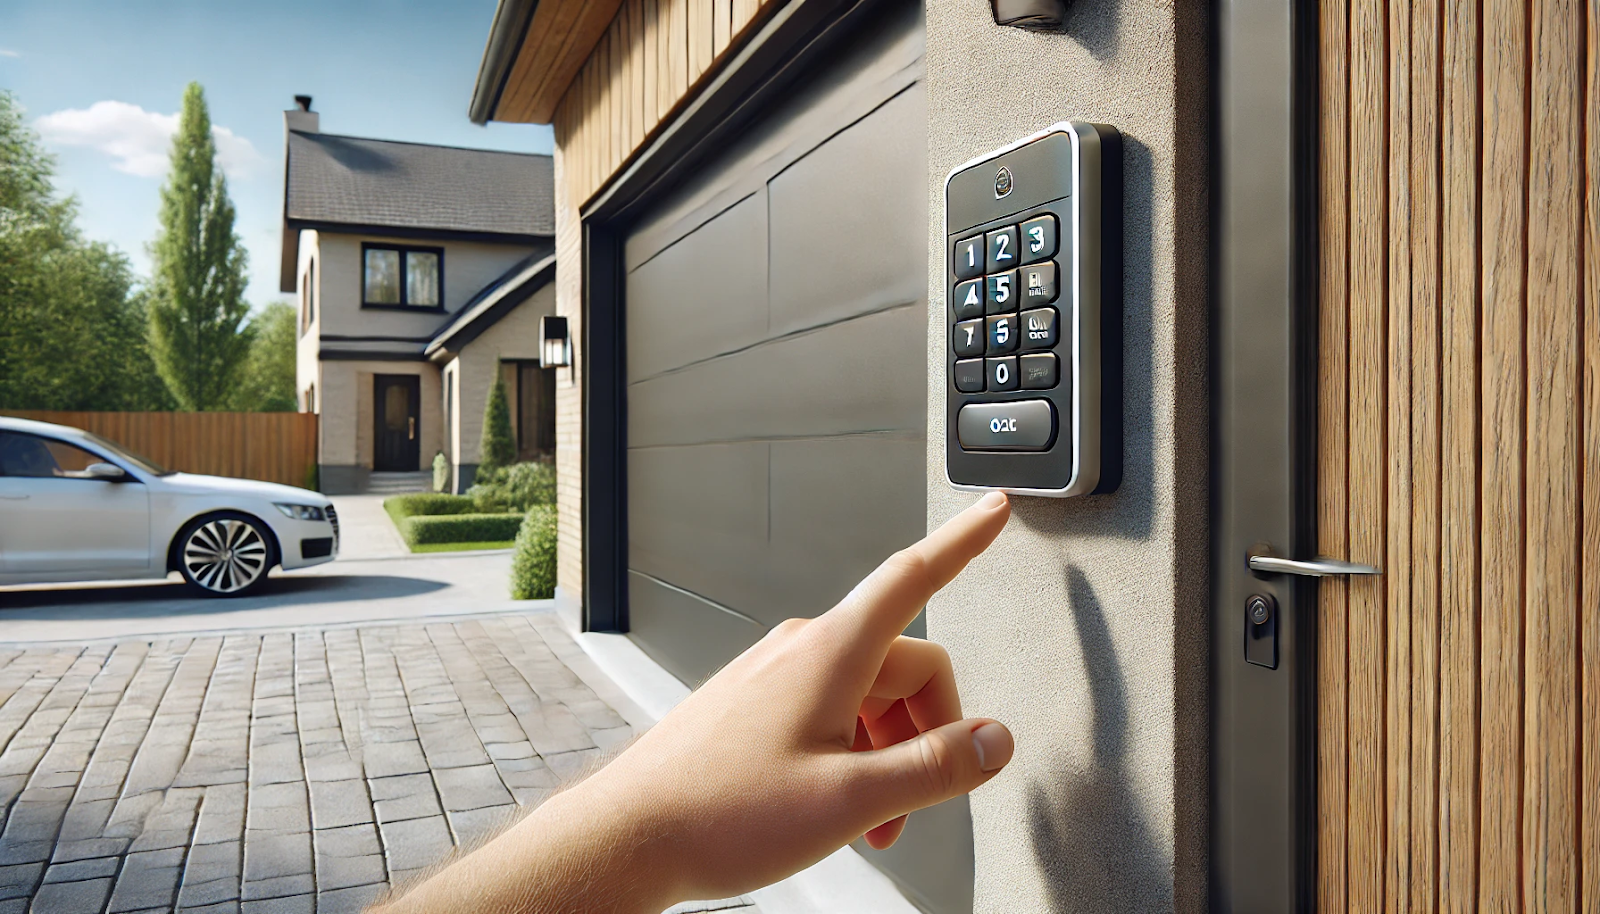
[501,360,556,461]
[0,432,123,479]
[363,244,443,308]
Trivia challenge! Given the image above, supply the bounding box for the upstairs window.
[363,244,443,309]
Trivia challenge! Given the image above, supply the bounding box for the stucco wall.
[316,359,442,471]
[450,281,556,467]
[295,230,322,413]
[923,1,1209,911]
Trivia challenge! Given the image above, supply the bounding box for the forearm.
[374,777,680,914]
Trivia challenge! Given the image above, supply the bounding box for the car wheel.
[176,513,275,596]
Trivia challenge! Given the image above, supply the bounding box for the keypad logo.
[994,166,1013,198]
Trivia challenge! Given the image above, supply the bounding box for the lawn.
[409,541,515,553]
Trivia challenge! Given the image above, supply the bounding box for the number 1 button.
[953,236,984,281]
[986,226,1018,272]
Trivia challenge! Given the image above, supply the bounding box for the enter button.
[956,399,1057,451]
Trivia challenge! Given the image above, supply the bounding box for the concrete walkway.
[327,496,410,561]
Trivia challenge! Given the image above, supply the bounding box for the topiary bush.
[468,461,556,513]
[402,512,525,546]
[432,451,450,493]
[479,377,515,475]
[384,493,478,523]
[510,506,557,599]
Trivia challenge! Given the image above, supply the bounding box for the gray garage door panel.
[626,191,770,383]
[627,572,766,686]
[768,84,927,338]
[627,304,925,449]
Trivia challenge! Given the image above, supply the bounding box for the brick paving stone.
[378,815,454,874]
[183,902,241,914]
[432,764,513,812]
[0,863,42,900]
[246,781,309,833]
[40,855,118,882]
[193,783,247,847]
[312,823,385,891]
[28,875,112,913]
[543,747,605,780]
[177,839,241,907]
[241,831,310,885]
[316,882,388,914]
[444,805,518,847]
[308,779,372,830]
[368,774,442,824]
[127,787,203,852]
[106,847,183,912]
[241,892,310,914]
[361,740,428,780]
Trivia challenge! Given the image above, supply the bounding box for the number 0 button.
[986,226,1018,272]
[986,356,1019,391]
[1020,214,1057,263]
[953,235,984,281]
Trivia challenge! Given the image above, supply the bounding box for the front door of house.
[374,375,420,472]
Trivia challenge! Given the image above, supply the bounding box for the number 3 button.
[1020,214,1057,263]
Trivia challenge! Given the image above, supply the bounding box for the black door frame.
[577,0,906,634]
[373,374,422,472]
[1211,0,1321,909]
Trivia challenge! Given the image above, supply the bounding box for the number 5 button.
[986,314,1018,354]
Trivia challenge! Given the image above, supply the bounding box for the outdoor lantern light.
[540,315,571,368]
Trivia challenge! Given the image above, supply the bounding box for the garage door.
[623,1,927,682]
[619,2,966,910]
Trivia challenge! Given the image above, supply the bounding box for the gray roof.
[285,131,553,236]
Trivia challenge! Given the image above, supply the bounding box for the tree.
[0,90,173,411]
[147,82,251,411]
[230,302,297,411]
[479,376,515,473]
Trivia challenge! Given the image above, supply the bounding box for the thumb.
[843,719,1014,825]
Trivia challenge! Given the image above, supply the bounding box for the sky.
[0,0,554,310]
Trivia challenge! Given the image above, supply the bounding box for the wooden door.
[374,375,420,472]
[1316,0,1598,909]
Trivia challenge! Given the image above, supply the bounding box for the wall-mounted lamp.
[540,316,571,368]
[990,0,1067,31]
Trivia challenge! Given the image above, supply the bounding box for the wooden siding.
[1317,0,1598,910]
[551,0,779,209]
[3,412,320,490]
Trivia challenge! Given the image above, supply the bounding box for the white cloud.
[34,100,264,180]
[0,49,20,58]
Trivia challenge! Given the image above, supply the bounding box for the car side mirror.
[85,462,128,481]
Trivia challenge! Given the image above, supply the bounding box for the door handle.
[1247,553,1381,577]
[408,417,415,440]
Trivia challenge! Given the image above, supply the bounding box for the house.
[281,96,557,495]
[464,0,1600,912]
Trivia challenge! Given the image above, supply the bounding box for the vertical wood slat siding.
[3,412,318,490]
[1320,0,1597,908]
[550,0,779,210]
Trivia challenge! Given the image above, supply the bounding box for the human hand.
[378,491,1014,914]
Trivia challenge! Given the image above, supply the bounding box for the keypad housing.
[944,122,1122,496]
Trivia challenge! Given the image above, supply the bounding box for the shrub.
[479,377,515,474]
[402,512,525,546]
[510,506,557,599]
[383,493,478,524]
[432,451,450,493]
[468,461,556,513]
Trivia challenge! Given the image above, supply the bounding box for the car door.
[0,431,151,575]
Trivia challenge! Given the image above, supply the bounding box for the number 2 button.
[986,226,1018,272]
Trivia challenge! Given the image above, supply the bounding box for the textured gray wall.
[923,1,1209,911]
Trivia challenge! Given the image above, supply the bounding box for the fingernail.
[976,491,1007,510]
[972,722,1012,772]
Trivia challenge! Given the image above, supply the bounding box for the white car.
[0,417,338,596]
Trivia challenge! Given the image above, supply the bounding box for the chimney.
[284,95,319,135]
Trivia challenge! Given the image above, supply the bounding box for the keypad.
[950,209,1063,393]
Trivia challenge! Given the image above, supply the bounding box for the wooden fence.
[2,411,319,489]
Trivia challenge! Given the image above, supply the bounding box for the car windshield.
[82,432,173,476]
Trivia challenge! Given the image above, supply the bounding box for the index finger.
[823,491,1010,650]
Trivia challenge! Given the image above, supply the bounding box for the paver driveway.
[0,612,645,913]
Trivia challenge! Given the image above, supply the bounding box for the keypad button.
[953,358,985,393]
[1020,261,1058,305]
[1020,307,1058,349]
[986,314,1019,354]
[952,279,984,320]
[985,270,1018,314]
[953,319,985,358]
[1020,214,1058,263]
[1020,352,1058,389]
[986,226,1019,272]
[986,356,1019,391]
[957,399,1056,451]
[953,235,985,281]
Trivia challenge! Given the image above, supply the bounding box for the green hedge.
[468,461,556,513]
[510,506,557,599]
[384,493,478,523]
[402,512,526,546]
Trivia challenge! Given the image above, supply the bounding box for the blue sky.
[0,0,553,309]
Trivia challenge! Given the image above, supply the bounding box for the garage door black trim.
[578,0,910,633]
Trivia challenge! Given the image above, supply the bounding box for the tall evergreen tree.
[479,377,516,473]
[147,82,251,410]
